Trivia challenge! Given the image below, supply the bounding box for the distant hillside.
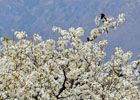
[0,0,140,59]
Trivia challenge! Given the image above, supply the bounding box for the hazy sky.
[0,0,140,60]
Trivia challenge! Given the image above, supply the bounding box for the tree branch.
[56,69,67,99]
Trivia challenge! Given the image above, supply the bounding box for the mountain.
[0,0,140,60]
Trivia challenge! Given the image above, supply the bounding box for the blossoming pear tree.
[0,13,140,100]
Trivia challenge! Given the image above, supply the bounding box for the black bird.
[86,37,90,42]
[101,13,107,22]
[101,13,108,33]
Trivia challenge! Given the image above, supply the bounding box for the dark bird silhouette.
[86,37,90,42]
[101,13,108,33]
[101,13,107,22]
[86,37,94,42]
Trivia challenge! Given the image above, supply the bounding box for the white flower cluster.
[33,33,42,41]
[92,13,125,39]
[15,31,27,39]
[0,13,139,100]
[95,16,100,26]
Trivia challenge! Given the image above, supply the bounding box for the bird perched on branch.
[86,37,94,42]
[86,37,90,42]
[101,13,107,23]
[101,13,108,33]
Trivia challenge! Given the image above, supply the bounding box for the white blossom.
[33,33,42,41]
[95,16,100,26]
[15,31,27,39]
[0,13,139,100]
